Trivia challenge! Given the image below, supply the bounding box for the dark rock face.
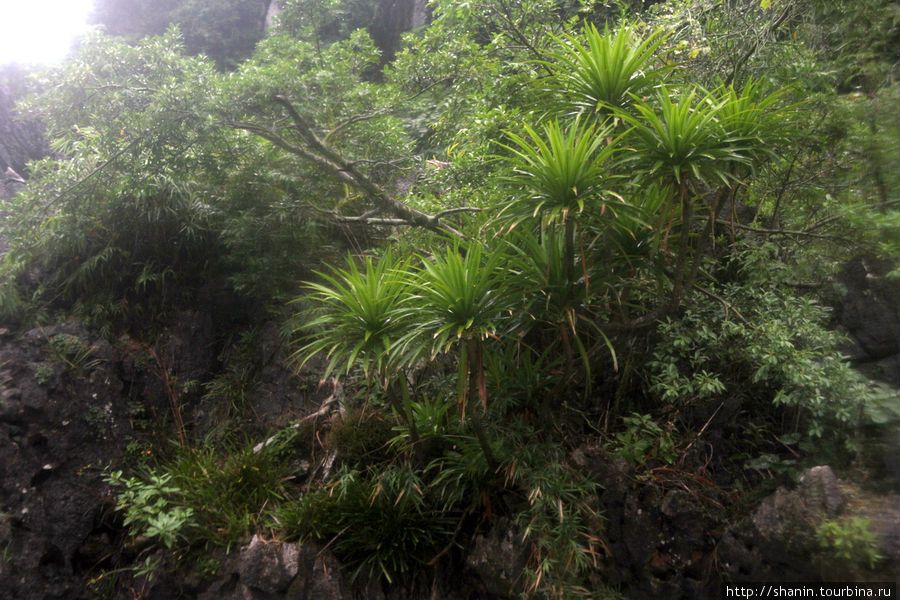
[838,254,900,385]
[465,518,529,598]
[745,466,843,578]
[573,448,721,600]
[190,320,337,440]
[834,255,900,489]
[238,534,302,595]
[0,324,130,600]
[0,317,371,599]
[572,450,899,599]
[859,493,900,568]
[0,319,890,598]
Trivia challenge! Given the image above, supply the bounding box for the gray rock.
[466,519,529,598]
[720,465,899,583]
[199,541,352,600]
[239,535,301,595]
[752,465,844,545]
[799,465,844,515]
[839,255,900,363]
[285,544,351,600]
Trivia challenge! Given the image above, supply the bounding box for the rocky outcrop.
[465,519,529,598]
[0,324,131,600]
[0,316,893,599]
[838,254,900,385]
[572,450,898,599]
[196,536,353,600]
[573,448,722,599]
[717,466,898,584]
[0,318,337,599]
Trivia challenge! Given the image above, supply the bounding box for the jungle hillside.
[0,0,898,598]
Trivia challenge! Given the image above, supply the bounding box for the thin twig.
[691,283,751,326]
[679,401,724,465]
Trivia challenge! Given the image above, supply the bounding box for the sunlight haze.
[0,0,95,66]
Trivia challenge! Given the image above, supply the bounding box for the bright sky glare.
[0,0,95,67]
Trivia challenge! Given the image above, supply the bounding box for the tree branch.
[725,3,793,86]
[434,207,483,218]
[712,218,857,243]
[231,95,469,237]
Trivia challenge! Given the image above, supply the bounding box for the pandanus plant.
[293,251,419,444]
[498,118,629,387]
[395,241,512,468]
[498,117,624,289]
[504,226,617,397]
[546,21,669,119]
[615,83,780,307]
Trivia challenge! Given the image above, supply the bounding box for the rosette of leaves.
[498,117,624,287]
[294,250,419,442]
[546,21,670,118]
[394,241,515,467]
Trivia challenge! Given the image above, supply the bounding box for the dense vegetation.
[0,0,897,597]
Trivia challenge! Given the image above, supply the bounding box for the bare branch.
[434,207,483,218]
[725,3,794,86]
[712,219,857,244]
[230,95,472,237]
[334,216,413,225]
[324,110,390,144]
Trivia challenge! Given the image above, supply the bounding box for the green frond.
[293,250,411,380]
[548,21,670,117]
[401,241,511,357]
[497,117,621,226]
[618,86,756,188]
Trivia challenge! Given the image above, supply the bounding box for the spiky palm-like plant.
[623,86,752,189]
[399,242,509,414]
[547,21,669,118]
[618,83,782,306]
[499,117,623,288]
[295,252,407,378]
[294,251,418,442]
[397,241,513,468]
[713,78,787,154]
[505,227,617,395]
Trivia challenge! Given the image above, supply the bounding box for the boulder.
[750,466,843,562]
[718,465,898,583]
[239,535,301,595]
[198,540,352,600]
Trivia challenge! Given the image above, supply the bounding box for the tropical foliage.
[1,0,897,596]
